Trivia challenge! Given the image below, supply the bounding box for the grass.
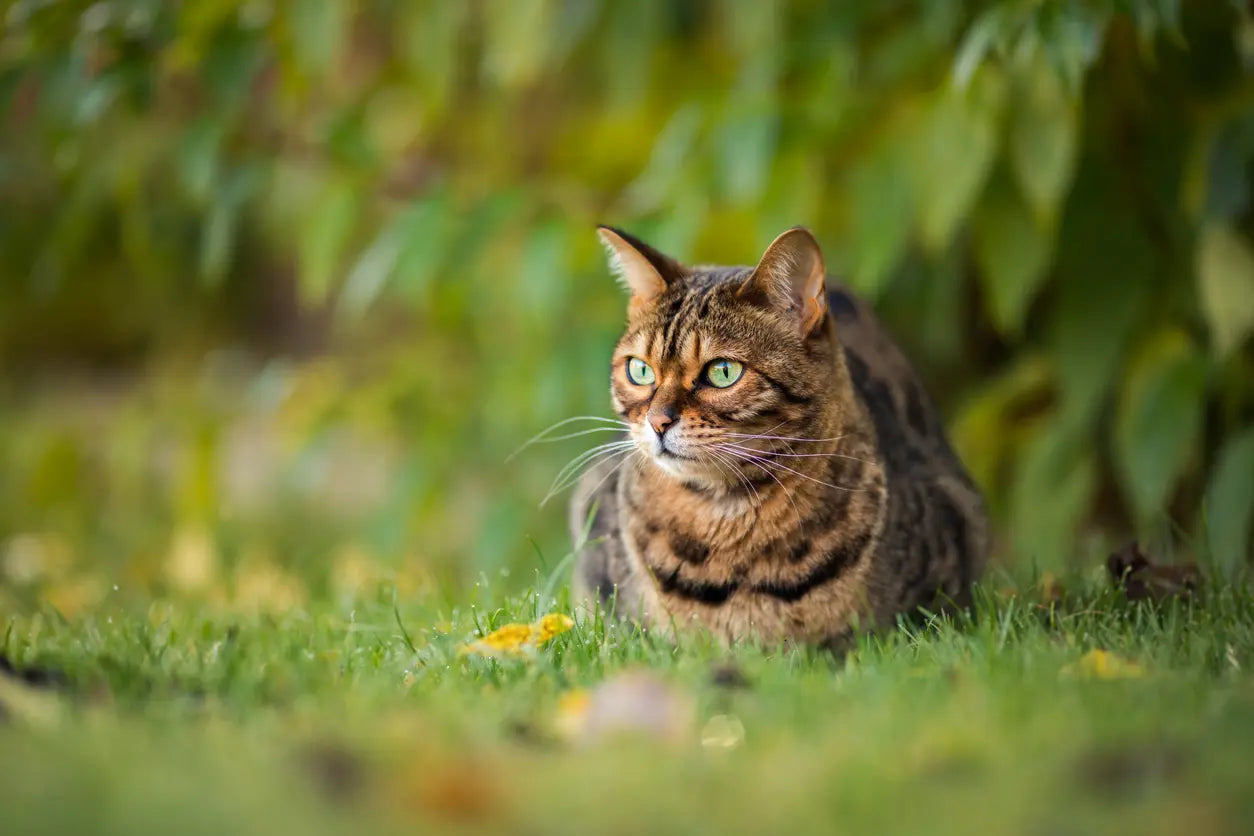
[3,563,1254,836]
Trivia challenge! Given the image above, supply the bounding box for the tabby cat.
[570,226,987,648]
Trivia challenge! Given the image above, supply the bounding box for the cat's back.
[825,283,988,611]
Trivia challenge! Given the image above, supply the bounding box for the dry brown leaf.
[1107,541,1200,603]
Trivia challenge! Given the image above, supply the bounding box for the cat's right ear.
[597,226,682,311]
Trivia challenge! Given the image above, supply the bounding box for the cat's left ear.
[740,227,828,336]
[597,226,684,313]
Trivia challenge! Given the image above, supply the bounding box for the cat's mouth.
[632,428,712,478]
[653,433,698,461]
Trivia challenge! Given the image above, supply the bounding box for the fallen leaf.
[1063,649,1145,680]
[700,714,745,750]
[532,613,574,643]
[458,612,573,658]
[1107,541,1200,602]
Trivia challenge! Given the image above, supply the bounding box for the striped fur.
[571,228,987,648]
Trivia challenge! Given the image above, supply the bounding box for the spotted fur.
[570,227,987,647]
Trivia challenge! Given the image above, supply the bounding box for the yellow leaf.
[458,612,573,658]
[700,714,745,750]
[460,623,533,657]
[533,613,574,643]
[1063,649,1145,680]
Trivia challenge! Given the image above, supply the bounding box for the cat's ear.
[740,226,828,336]
[597,226,683,310]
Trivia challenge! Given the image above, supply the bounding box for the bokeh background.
[2,0,1252,616]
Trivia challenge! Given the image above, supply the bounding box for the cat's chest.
[623,513,854,630]
[617,472,883,643]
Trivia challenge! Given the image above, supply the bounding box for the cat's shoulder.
[824,282,914,383]
[824,281,951,461]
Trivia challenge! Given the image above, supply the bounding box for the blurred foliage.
[1,0,1253,604]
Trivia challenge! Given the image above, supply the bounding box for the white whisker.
[543,446,638,507]
[701,448,761,507]
[715,439,874,466]
[508,415,629,462]
[547,440,636,495]
[720,432,849,444]
[714,444,864,493]
[720,448,803,526]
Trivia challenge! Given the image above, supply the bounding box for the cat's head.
[599,226,838,485]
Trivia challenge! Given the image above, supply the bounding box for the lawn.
[3,2,1253,833]
[3,563,1253,836]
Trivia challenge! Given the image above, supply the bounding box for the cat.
[568,226,988,648]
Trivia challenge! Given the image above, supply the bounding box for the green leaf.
[717,95,778,205]
[972,174,1054,337]
[1008,419,1096,571]
[482,0,556,88]
[912,71,1003,253]
[1204,427,1254,573]
[518,220,570,318]
[1038,5,1108,94]
[202,28,264,110]
[1008,53,1079,226]
[950,354,1054,508]
[623,105,704,212]
[1048,255,1150,426]
[199,196,235,288]
[844,157,910,296]
[952,8,1006,88]
[289,0,347,77]
[1196,223,1254,359]
[759,151,823,250]
[392,193,456,306]
[341,204,426,316]
[396,1,468,117]
[1114,329,1210,523]
[840,108,919,297]
[1048,165,1157,424]
[177,119,224,206]
[298,179,360,305]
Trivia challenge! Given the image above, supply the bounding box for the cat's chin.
[647,451,727,486]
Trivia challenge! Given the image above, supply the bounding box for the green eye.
[705,359,744,388]
[626,357,655,386]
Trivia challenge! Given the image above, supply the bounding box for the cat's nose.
[648,410,677,437]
